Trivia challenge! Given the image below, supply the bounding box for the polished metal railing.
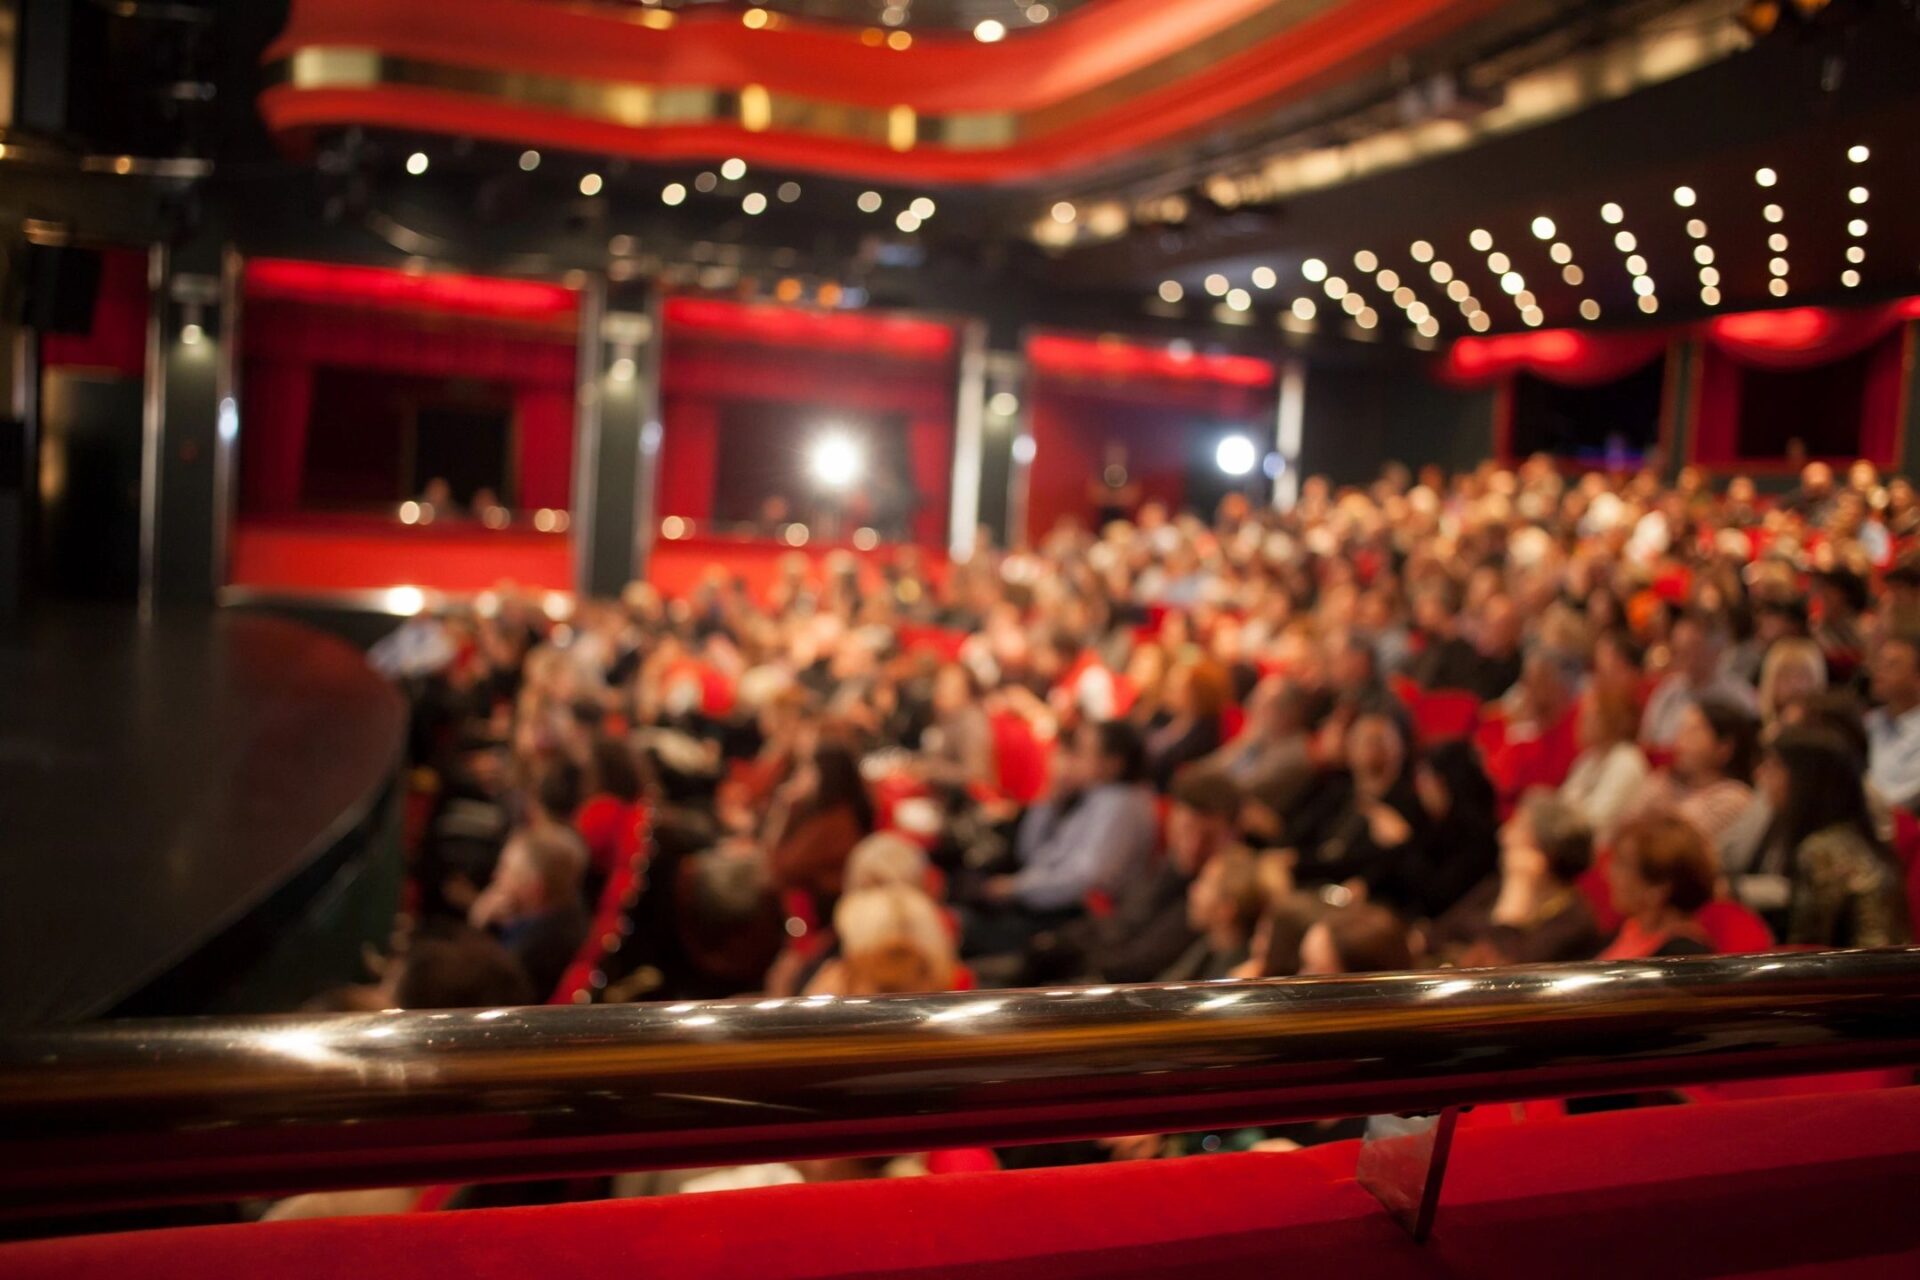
[5,948,1920,1217]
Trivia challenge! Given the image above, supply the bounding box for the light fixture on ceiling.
[662,182,687,205]
[1302,257,1328,281]
[973,18,1007,42]
[1672,185,1696,207]
[721,157,748,180]
[405,151,428,175]
[519,150,540,171]
[1158,280,1184,303]
[579,172,603,196]
[1251,266,1277,289]
[1531,216,1556,240]
[1600,202,1624,224]
[857,190,882,213]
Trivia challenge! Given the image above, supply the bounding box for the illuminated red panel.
[245,258,579,325]
[663,298,954,361]
[1027,333,1274,388]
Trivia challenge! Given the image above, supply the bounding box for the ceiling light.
[886,30,911,48]
[1699,266,1720,286]
[1429,261,1453,284]
[1848,186,1869,204]
[1393,285,1415,307]
[1531,216,1556,240]
[1407,301,1430,322]
[1632,275,1655,296]
[1768,233,1788,251]
[1673,185,1696,207]
[1417,317,1440,338]
[778,181,802,203]
[1487,251,1510,273]
[519,150,541,171]
[1768,278,1788,297]
[1410,240,1434,262]
[1446,279,1469,301]
[1626,254,1647,276]
[1355,307,1378,330]
[694,172,717,192]
[721,157,747,180]
[1158,280,1184,303]
[1215,435,1258,475]
[1341,292,1364,315]
[1292,297,1317,320]
[1026,2,1050,19]
[1842,269,1860,287]
[1324,276,1349,299]
[1701,286,1721,305]
[1849,218,1868,236]
[1763,203,1783,222]
[910,196,936,218]
[1468,311,1491,332]
[895,209,921,232]
[1500,271,1525,294]
[1601,202,1624,224]
[742,192,767,214]
[1549,242,1572,264]
[1050,201,1075,223]
[405,151,428,175]
[1694,244,1715,264]
[1252,265,1277,289]
[1769,256,1789,276]
[1848,144,1870,163]
[1376,269,1399,291]
[1302,257,1328,281]
[742,7,769,28]
[1638,295,1659,314]
[1469,228,1493,250]
[1204,273,1230,296]
[1226,288,1252,312]
[1686,219,1707,238]
[1580,299,1601,320]
[579,172,603,195]
[1613,230,1636,252]
[1847,245,1865,264]
[1521,306,1543,327]
[973,18,1006,41]
[857,190,882,213]
[1561,264,1584,285]
[1354,249,1378,271]
[1512,291,1534,309]
[662,182,687,205]
[1458,295,1479,313]
[1755,167,1776,187]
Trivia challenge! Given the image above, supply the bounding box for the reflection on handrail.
[4,948,1920,1216]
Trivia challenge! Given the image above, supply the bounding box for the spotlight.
[721,158,747,180]
[579,173,603,196]
[1011,435,1037,465]
[1848,186,1869,204]
[808,432,865,489]
[180,323,204,346]
[1301,258,1328,282]
[1215,435,1258,477]
[1409,241,1434,262]
[1672,185,1696,207]
[1755,167,1777,187]
[1848,144,1870,163]
[973,18,1006,41]
[1469,228,1493,251]
[662,182,687,205]
[1531,216,1556,240]
[406,152,429,175]
[988,391,1019,417]
[1601,202,1624,224]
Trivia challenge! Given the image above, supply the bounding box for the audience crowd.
[335,453,1919,1202]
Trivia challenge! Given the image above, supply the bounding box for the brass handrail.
[5,948,1920,1216]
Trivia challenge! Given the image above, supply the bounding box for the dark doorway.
[1510,360,1666,466]
[1737,350,1870,461]
[37,369,142,600]
[414,404,512,507]
[302,368,516,509]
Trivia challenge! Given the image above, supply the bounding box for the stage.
[0,608,408,1028]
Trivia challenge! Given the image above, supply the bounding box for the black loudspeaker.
[23,245,103,336]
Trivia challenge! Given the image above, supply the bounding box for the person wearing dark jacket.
[469,822,590,998]
[1282,712,1427,890]
[1366,739,1500,920]
[1431,790,1604,966]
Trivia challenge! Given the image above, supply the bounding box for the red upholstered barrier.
[8,1089,1920,1279]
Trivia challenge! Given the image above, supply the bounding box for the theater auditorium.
[7,0,1920,1273]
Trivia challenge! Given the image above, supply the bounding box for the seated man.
[1181,676,1320,818]
[1867,632,1920,812]
[469,823,590,998]
[964,720,1157,957]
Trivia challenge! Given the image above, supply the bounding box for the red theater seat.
[991,712,1050,806]
[10,1089,1920,1279]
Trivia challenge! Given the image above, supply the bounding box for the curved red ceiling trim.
[261,0,1509,183]
[245,257,579,323]
[1028,333,1274,388]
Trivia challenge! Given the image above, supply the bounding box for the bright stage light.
[1215,435,1258,477]
[808,432,866,489]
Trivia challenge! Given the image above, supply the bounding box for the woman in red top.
[1599,812,1718,960]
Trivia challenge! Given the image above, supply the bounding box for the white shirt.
[1867,704,1920,809]
[1560,742,1651,840]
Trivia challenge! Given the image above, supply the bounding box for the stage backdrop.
[1025,334,1276,538]
[657,298,958,548]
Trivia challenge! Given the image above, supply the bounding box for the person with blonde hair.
[842,832,930,894]
[805,884,957,996]
[1559,684,1651,841]
[1757,638,1828,730]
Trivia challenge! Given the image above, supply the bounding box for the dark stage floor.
[0,607,406,1028]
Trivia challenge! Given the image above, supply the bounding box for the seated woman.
[1142,657,1231,792]
[1431,790,1604,966]
[1626,695,1764,867]
[1757,638,1828,735]
[1160,845,1265,982]
[1558,684,1650,843]
[916,662,995,792]
[1599,812,1720,960]
[1747,727,1912,947]
[804,883,959,997]
[1365,739,1500,922]
[1281,712,1427,892]
[762,740,875,906]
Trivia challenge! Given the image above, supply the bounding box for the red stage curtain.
[658,396,720,522]
[39,247,148,378]
[1704,303,1920,371]
[1692,328,1908,469]
[1440,329,1670,388]
[514,387,574,509]
[909,413,954,546]
[239,361,316,512]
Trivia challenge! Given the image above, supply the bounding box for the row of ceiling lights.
[1157,141,1877,336]
[404,147,944,232]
